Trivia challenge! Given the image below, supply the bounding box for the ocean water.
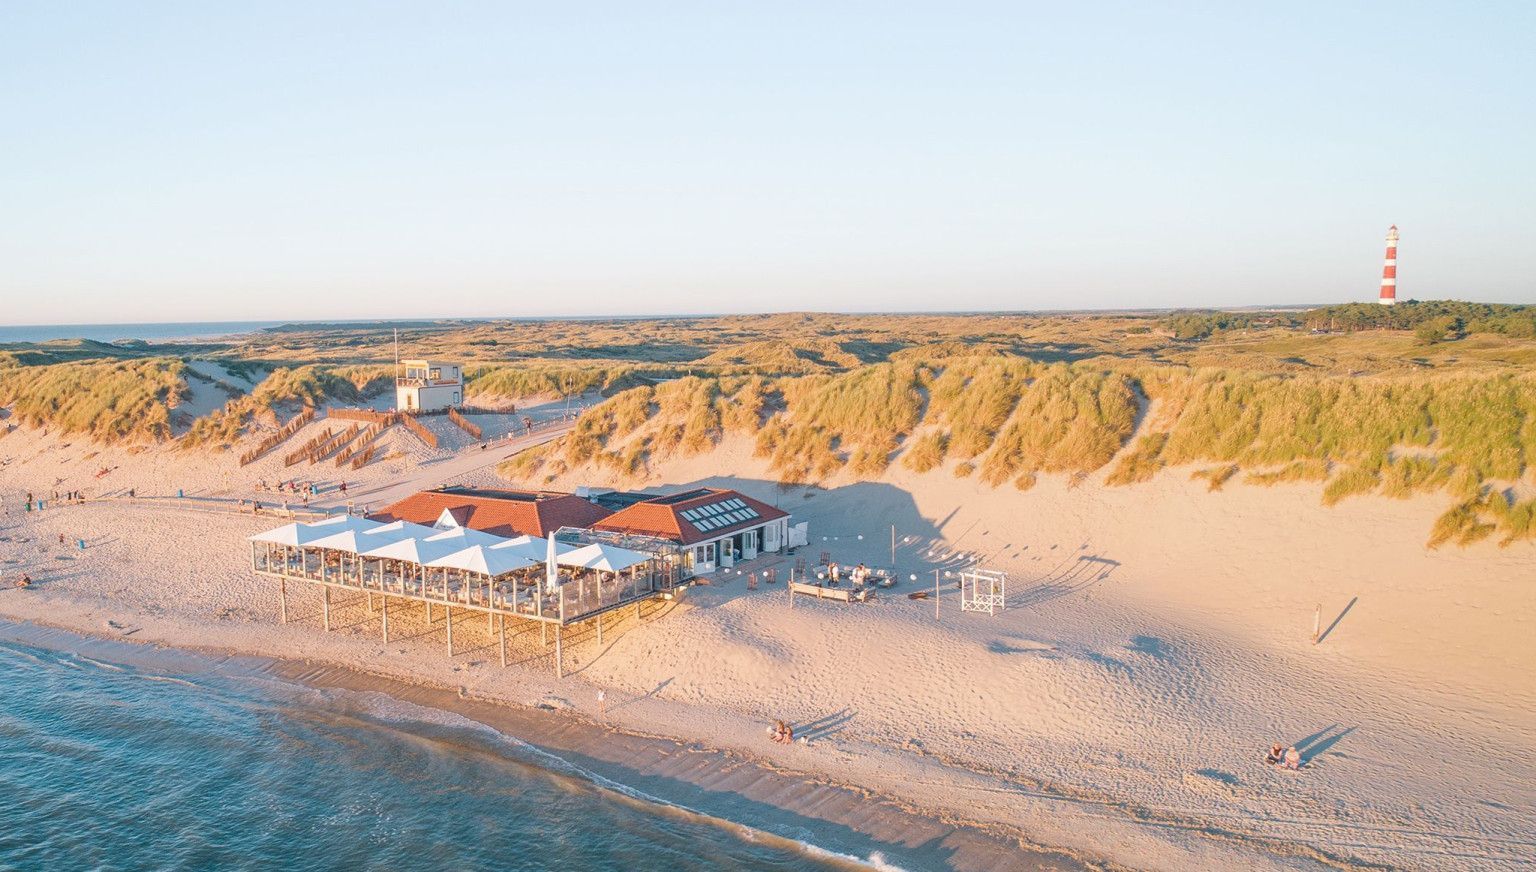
[0,639,851,871]
[0,321,285,345]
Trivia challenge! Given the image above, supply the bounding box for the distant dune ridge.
[3,304,1535,546]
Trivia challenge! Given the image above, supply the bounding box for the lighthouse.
[1378,225,1399,305]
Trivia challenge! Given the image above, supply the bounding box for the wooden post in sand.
[322,586,331,631]
[1313,604,1321,644]
[382,594,389,643]
[555,624,564,679]
[597,612,603,645]
[446,605,453,655]
[498,614,507,667]
[934,569,941,620]
[279,579,288,624]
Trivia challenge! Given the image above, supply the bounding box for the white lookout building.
[395,359,462,412]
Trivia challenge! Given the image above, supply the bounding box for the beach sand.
[2,423,1533,870]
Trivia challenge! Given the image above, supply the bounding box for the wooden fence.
[447,407,482,439]
[351,444,379,470]
[336,421,388,467]
[400,413,439,448]
[283,427,333,467]
[327,408,396,426]
[239,407,316,466]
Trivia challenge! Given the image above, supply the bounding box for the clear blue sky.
[3,2,1533,325]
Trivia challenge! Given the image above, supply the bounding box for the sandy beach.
[2,420,1533,871]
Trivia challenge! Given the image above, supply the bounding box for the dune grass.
[0,357,189,442]
[181,365,372,448]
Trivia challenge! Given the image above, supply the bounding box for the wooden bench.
[789,581,871,604]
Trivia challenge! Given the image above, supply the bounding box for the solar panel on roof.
[681,509,699,521]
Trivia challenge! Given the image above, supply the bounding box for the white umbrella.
[556,542,652,572]
[490,534,575,561]
[359,535,467,565]
[424,545,537,578]
[248,514,379,546]
[424,527,505,548]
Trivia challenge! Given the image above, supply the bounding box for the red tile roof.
[370,489,612,539]
[593,488,788,545]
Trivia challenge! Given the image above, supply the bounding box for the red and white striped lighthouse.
[1378,225,1399,305]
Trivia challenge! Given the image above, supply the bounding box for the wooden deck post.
[498,613,507,667]
[597,612,603,645]
[322,585,330,631]
[426,600,432,622]
[555,623,563,679]
[446,605,453,656]
[541,620,547,647]
[279,578,288,624]
[381,594,389,642]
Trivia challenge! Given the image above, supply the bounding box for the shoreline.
[0,616,1091,872]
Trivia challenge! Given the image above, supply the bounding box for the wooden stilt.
[279,578,288,624]
[367,591,373,615]
[597,612,603,645]
[498,613,507,667]
[446,605,453,656]
[541,621,547,647]
[322,586,331,631]
[381,595,389,643]
[555,623,563,679]
[426,600,432,622]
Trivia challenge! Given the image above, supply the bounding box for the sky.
[2,2,1533,325]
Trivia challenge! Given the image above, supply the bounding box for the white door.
[762,521,780,552]
[743,529,757,560]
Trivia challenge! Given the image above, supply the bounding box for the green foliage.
[1304,300,1536,337]
[1161,311,1297,340]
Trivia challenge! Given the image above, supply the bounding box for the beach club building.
[373,485,799,576]
[245,484,804,676]
[588,488,794,575]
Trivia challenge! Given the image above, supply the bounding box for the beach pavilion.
[248,513,667,677]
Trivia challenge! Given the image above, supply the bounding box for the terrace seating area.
[248,514,669,675]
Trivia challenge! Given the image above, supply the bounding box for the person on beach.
[1284,746,1301,770]
[1266,743,1284,765]
[58,533,65,546]
[16,574,31,588]
[828,562,840,586]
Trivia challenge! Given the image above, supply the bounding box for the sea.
[0,635,864,871]
[0,321,285,345]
